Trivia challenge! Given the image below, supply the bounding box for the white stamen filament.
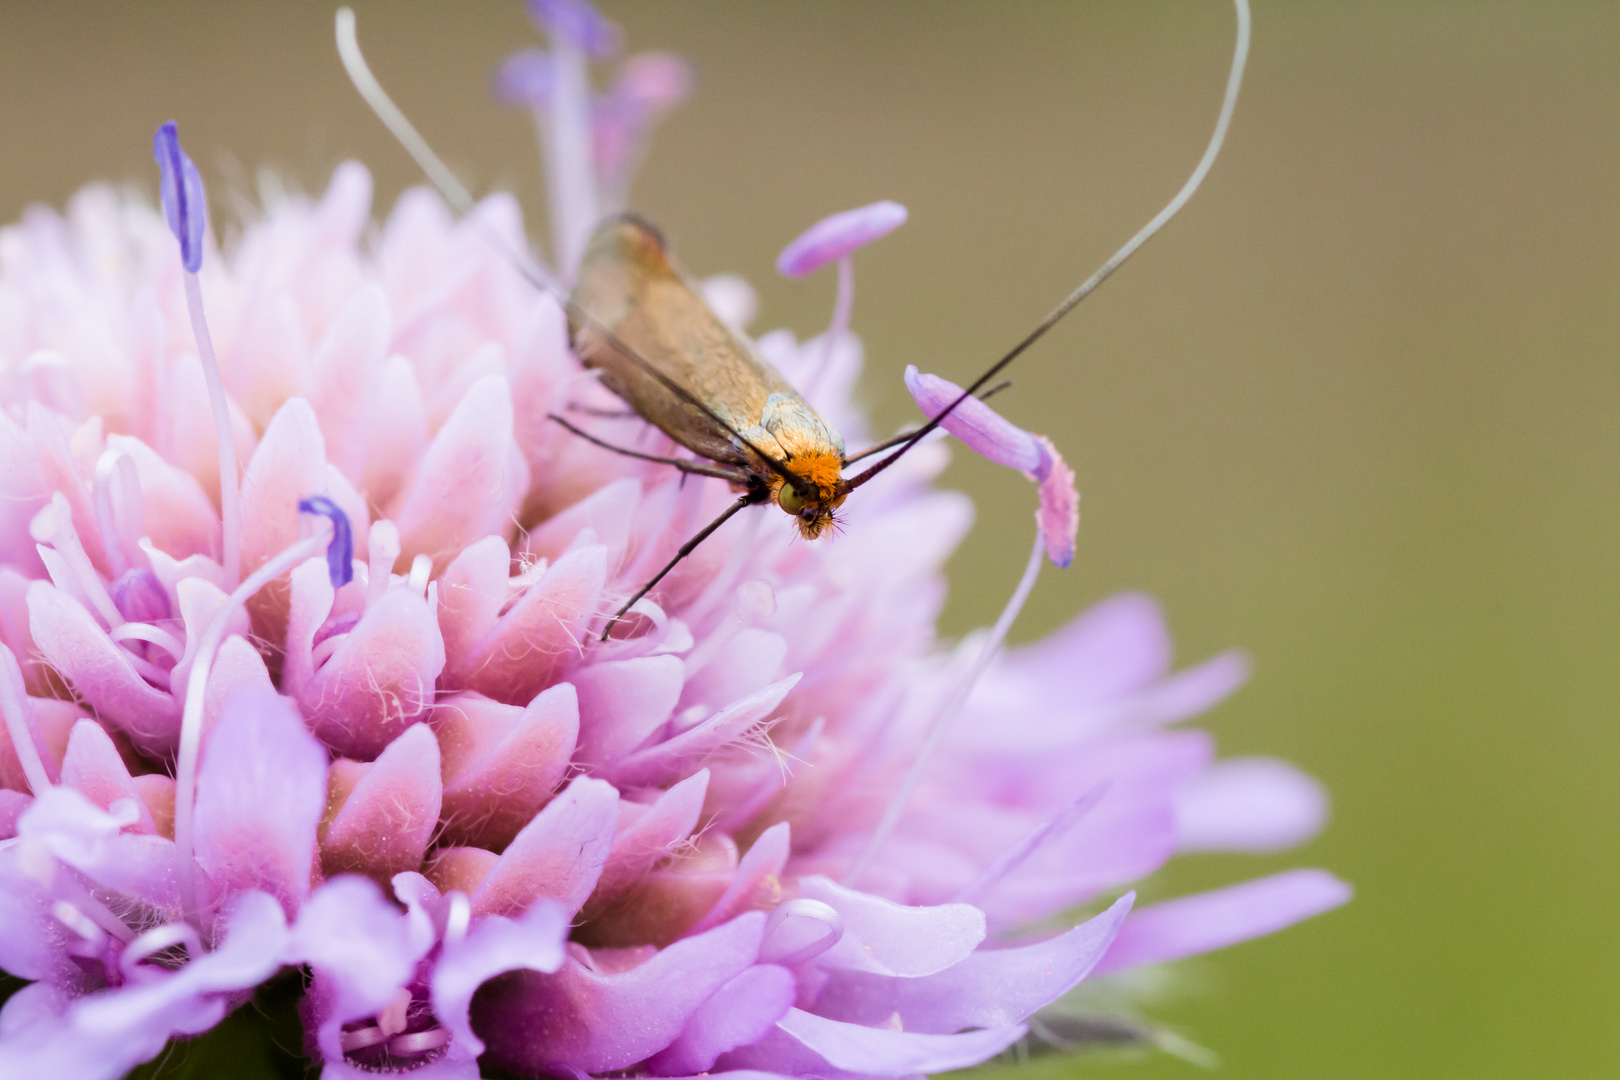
[181,272,241,591]
[543,35,599,279]
[806,256,854,402]
[846,527,1044,887]
[951,784,1107,905]
[109,622,186,661]
[121,650,172,690]
[407,553,432,596]
[33,494,123,629]
[0,647,51,794]
[119,922,204,983]
[173,527,332,925]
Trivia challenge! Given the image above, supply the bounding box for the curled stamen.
[109,622,186,663]
[119,922,204,983]
[389,1026,452,1056]
[155,122,241,591]
[297,497,356,589]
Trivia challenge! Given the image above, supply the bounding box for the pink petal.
[359,355,429,511]
[435,534,510,671]
[777,202,907,278]
[647,964,795,1076]
[584,768,709,912]
[291,569,446,760]
[573,655,684,769]
[59,719,156,834]
[1093,869,1352,975]
[1033,436,1079,568]
[26,581,180,754]
[903,366,1042,472]
[1175,757,1329,853]
[450,545,607,705]
[105,434,219,562]
[480,911,766,1074]
[606,674,800,788]
[435,685,579,850]
[321,724,443,880]
[392,374,529,565]
[239,397,369,646]
[194,686,329,916]
[0,788,32,839]
[202,634,274,746]
[471,775,620,918]
[814,893,1133,1033]
[689,822,790,935]
[306,284,391,485]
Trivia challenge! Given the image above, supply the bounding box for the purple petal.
[1175,757,1329,853]
[528,0,622,57]
[1093,869,1352,975]
[904,366,1043,472]
[495,49,554,106]
[194,686,328,916]
[432,899,570,1059]
[59,718,157,834]
[606,674,800,788]
[777,202,907,278]
[152,121,206,272]
[647,964,796,1076]
[479,911,766,1074]
[814,893,1133,1033]
[289,875,430,1062]
[0,859,56,980]
[1033,436,1079,568]
[770,1007,1023,1075]
[471,775,619,918]
[798,876,985,977]
[76,891,288,1049]
[321,724,443,880]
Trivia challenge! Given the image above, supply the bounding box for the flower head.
[0,1,1341,1076]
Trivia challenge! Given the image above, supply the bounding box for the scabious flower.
[0,1,1346,1077]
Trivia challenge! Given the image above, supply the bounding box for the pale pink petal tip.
[615,52,693,111]
[777,201,908,278]
[1033,436,1079,568]
[1094,868,1353,975]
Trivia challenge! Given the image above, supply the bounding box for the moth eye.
[777,484,806,515]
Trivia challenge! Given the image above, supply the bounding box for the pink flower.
[0,0,1341,1075]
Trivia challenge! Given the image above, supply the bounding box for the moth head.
[773,452,849,540]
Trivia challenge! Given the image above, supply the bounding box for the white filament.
[182,272,241,590]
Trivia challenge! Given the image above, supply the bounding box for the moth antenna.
[334,8,802,487]
[846,0,1252,492]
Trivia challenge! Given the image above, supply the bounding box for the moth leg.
[564,402,639,419]
[548,413,752,483]
[599,492,765,641]
[841,380,1014,466]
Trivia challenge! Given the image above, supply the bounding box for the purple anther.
[527,0,621,58]
[297,496,355,588]
[904,366,1044,473]
[152,121,206,273]
[904,366,1079,568]
[110,568,173,625]
[494,49,554,106]
[777,201,907,279]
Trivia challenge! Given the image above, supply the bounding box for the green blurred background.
[1,2,1616,1076]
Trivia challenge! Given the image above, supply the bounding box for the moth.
[335,1,1249,636]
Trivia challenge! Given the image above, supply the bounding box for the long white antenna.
[335,8,480,219]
